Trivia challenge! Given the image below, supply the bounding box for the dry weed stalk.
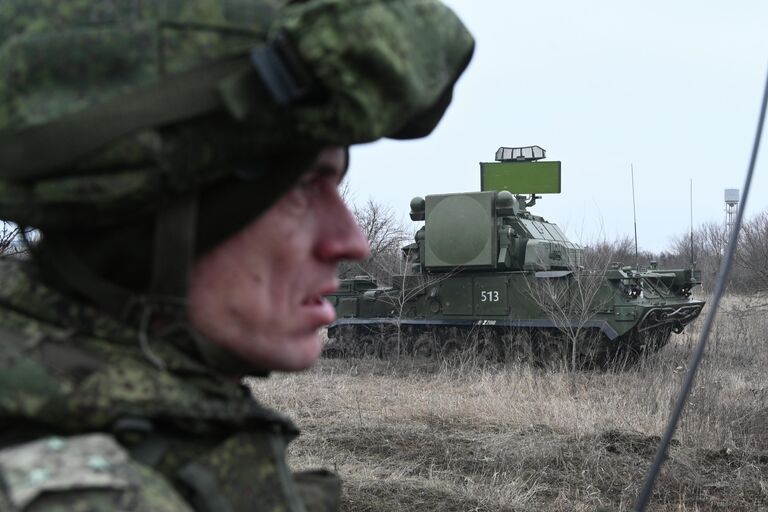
[248,295,768,511]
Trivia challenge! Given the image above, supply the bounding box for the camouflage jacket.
[0,259,339,512]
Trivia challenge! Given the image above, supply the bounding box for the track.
[324,323,674,368]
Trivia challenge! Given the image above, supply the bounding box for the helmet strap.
[150,194,198,299]
[34,236,136,320]
[33,194,267,376]
[151,193,269,376]
[33,194,199,324]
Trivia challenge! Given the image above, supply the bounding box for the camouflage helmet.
[0,0,474,374]
[0,0,475,231]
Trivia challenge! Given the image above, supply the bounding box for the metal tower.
[724,188,740,238]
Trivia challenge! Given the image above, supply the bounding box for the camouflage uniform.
[0,1,473,510]
[0,259,339,511]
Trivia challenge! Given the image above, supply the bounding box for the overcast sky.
[347,1,768,253]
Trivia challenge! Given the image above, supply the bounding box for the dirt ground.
[247,297,768,511]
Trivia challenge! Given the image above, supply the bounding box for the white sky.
[347,1,768,253]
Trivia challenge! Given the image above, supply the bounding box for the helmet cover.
[0,0,475,230]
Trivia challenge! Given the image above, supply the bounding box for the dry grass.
[246,295,768,511]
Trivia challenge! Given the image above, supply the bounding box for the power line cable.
[634,64,768,512]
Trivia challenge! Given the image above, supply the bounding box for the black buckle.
[251,33,314,106]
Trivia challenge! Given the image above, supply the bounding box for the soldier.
[0,1,474,511]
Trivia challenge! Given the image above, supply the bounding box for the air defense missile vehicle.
[325,146,704,365]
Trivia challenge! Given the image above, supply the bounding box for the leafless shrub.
[338,195,410,286]
[668,221,727,293]
[0,222,26,257]
[667,209,768,295]
[523,261,613,371]
[735,210,768,293]
[582,235,635,269]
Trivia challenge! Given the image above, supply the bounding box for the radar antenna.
[494,145,546,162]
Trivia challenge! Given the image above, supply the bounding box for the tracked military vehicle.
[325,146,704,365]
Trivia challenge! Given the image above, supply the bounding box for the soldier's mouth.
[304,295,326,306]
[302,282,339,326]
[301,295,336,326]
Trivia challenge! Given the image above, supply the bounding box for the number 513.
[480,290,500,302]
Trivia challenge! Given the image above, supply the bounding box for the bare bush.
[672,221,728,292]
[339,196,411,286]
[668,209,768,294]
[523,255,613,370]
[736,210,768,292]
[0,222,25,257]
[582,235,635,269]
[582,235,659,270]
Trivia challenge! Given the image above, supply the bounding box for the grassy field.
[247,296,768,511]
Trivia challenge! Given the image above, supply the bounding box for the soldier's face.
[187,147,369,372]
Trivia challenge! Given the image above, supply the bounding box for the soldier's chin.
[268,330,324,372]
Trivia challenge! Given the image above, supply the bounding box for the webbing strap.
[176,463,236,512]
[35,238,135,320]
[0,55,250,182]
[150,194,197,298]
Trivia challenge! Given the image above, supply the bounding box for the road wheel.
[412,334,436,358]
[439,339,461,359]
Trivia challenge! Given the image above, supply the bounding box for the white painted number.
[480,290,500,302]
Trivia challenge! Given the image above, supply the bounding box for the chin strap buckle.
[250,33,316,106]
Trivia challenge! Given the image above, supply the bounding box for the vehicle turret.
[407,146,582,273]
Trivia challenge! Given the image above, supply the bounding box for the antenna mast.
[690,180,694,269]
[631,164,639,269]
